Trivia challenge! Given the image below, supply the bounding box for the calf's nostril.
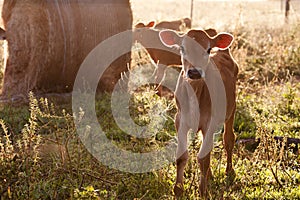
[187,69,203,79]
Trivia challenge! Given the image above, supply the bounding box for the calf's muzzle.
[187,68,204,80]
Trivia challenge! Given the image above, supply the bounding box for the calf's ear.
[213,33,233,50]
[146,21,155,28]
[159,30,182,48]
[135,22,146,28]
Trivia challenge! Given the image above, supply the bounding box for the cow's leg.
[197,151,211,197]
[223,111,236,176]
[174,114,189,197]
[174,149,188,197]
[154,63,167,96]
[197,126,215,197]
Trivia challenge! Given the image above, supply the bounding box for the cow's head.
[159,29,233,80]
[133,21,156,43]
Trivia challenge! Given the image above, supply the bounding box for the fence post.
[190,0,194,28]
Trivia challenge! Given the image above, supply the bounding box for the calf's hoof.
[174,183,184,197]
[199,177,207,198]
[226,167,235,176]
[226,168,236,183]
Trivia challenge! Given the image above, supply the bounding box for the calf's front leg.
[197,152,211,198]
[174,114,189,197]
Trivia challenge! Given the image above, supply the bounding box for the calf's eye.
[207,47,212,54]
[180,46,185,54]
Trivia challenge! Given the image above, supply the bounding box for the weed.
[0,2,299,199]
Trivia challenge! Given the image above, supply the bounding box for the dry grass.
[131,0,299,30]
[0,1,299,199]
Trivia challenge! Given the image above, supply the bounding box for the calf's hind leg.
[223,112,236,176]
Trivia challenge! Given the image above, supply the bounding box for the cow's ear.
[213,33,233,50]
[205,28,217,37]
[146,21,155,28]
[159,30,181,48]
[135,22,146,28]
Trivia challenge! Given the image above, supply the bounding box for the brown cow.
[133,22,181,95]
[1,0,132,101]
[159,29,238,197]
[155,17,191,31]
[135,17,191,32]
[133,22,217,95]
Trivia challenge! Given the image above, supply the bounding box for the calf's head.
[159,29,233,80]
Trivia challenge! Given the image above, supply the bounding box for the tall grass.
[0,12,299,200]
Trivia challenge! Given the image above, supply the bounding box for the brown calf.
[159,29,238,197]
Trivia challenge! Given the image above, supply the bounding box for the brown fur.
[133,24,217,95]
[159,29,238,197]
[155,17,191,31]
[133,25,182,66]
[1,0,132,100]
[0,28,6,40]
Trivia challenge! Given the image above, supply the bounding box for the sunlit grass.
[0,1,299,199]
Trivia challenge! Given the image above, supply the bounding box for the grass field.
[0,1,300,199]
